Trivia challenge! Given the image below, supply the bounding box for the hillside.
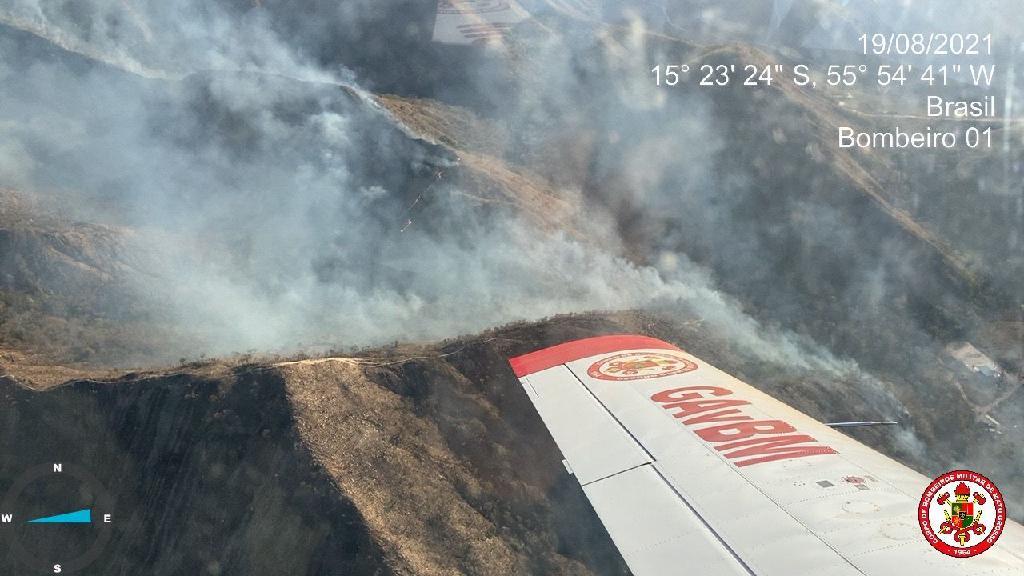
[0,311,1020,574]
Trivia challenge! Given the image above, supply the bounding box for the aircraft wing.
[508,335,1024,575]
[432,0,530,45]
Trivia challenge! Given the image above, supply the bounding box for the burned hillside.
[1,311,1018,574]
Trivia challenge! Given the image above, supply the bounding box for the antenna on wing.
[826,421,900,429]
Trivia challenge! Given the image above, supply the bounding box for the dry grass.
[282,358,571,575]
[376,94,510,159]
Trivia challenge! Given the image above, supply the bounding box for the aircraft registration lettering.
[651,385,837,467]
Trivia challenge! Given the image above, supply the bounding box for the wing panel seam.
[562,364,655,462]
[580,462,651,487]
[566,365,760,576]
[567,359,871,575]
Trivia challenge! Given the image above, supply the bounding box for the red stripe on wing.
[509,334,681,377]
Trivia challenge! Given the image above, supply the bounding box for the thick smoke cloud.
[0,0,870,376]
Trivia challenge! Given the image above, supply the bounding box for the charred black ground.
[0,366,387,575]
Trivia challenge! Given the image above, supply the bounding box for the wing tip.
[509,334,680,377]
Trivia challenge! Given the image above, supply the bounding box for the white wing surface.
[509,335,1024,575]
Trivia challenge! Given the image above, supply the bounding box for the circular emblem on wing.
[919,470,1006,558]
[587,352,697,381]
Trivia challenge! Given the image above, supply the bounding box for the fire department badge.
[919,469,1006,557]
[587,352,697,381]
